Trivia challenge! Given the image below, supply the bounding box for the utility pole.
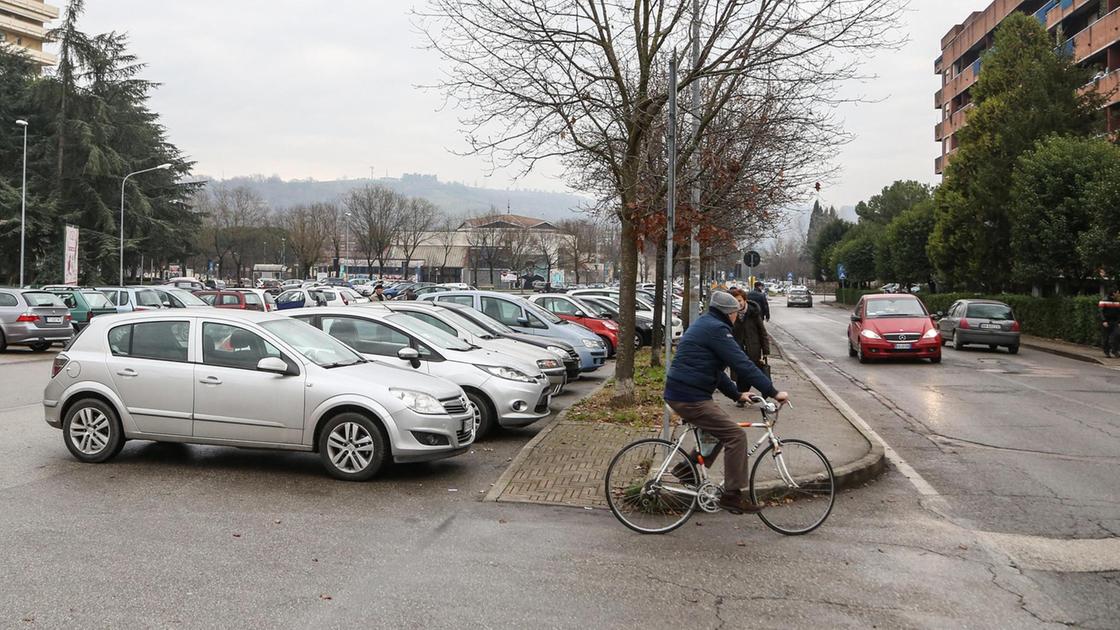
[662,56,678,440]
[688,0,702,326]
[16,119,28,287]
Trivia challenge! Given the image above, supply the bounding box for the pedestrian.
[374,284,386,302]
[728,288,771,382]
[404,287,418,301]
[1100,291,1120,357]
[746,281,770,321]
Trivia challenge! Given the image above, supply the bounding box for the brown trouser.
[667,399,748,492]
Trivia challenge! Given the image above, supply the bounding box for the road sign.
[743,250,761,268]
[837,263,847,280]
[787,272,793,282]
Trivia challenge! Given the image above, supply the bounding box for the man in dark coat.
[746,281,770,321]
[374,284,386,302]
[730,289,770,381]
[1101,291,1120,357]
[664,291,789,514]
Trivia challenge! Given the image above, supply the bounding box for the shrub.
[919,293,1101,345]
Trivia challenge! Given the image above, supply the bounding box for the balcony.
[2,0,59,22]
[1085,68,1120,107]
[935,154,944,174]
[1072,7,1120,61]
[0,13,47,40]
[936,59,980,109]
[1046,0,1095,30]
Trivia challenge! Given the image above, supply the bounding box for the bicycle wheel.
[605,438,698,534]
[749,439,835,535]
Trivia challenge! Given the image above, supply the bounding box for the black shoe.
[671,461,696,485]
[719,491,763,514]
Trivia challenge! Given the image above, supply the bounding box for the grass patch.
[567,353,668,427]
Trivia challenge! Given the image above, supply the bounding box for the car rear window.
[966,303,1013,320]
[81,291,113,309]
[220,294,242,306]
[135,290,163,307]
[22,291,64,307]
[243,293,262,305]
[109,321,190,361]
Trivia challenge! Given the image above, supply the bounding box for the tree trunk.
[612,216,639,406]
[650,241,666,368]
[681,258,693,328]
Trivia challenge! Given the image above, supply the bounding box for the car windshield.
[524,300,563,324]
[438,309,493,338]
[580,299,613,317]
[23,291,64,307]
[167,288,207,306]
[865,298,926,318]
[791,290,808,296]
[277,290,303,303]
[80,291,113,308]
[259,318,364,367]
[384,313,473,351]
[135,290,163,307]
[458,308,515,335]
[966,303,1013,320]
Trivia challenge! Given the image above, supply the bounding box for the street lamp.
[120,163,171,286]
[15,119,28,287]
[343,211,352,279]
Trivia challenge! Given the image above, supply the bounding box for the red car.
[529,293,621,355]
[847,293,941,364]
[195,290,274,312]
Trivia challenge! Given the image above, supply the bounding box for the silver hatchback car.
[43,309,475,480]
[0,288,73,351]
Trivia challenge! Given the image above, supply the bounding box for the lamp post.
[343,211,352,279]
[120,163,171,286]
[15,119,28,287]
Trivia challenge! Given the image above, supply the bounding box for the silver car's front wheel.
[318,413,387,481]
[63,398,125,463]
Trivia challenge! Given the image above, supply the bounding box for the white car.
[336,287,370,305]
[569,290,683,341]
[439,283,475,290]
[275,288,348,309]
[283,306,553,437]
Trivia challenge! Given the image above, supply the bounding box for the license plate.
[894,343,912,350]
[979,323,1000,329]
[46,316,62,323]
[461,417,472,432]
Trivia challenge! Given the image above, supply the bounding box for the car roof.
[862,293,919,299]
[959,299,1009,305]
[95,308,285,324]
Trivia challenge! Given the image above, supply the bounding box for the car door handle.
[198,376,222,385]
[116,368,138,377]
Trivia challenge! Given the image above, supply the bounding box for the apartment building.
[935,0,1120,173]
[0,0,59,68]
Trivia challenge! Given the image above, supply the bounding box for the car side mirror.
[932,313,941,320]
[850,314,861,323]
[516,317,530,327]
[574,310,587,318]
[256,357,290,375]
[397,346,422,368]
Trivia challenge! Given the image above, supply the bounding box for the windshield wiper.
[872,313,924,318]
[322,359,364,368]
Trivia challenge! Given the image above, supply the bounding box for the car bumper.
[1,322,73,345]
[860,337,941,358]
[543,368,567,394]
[388,408,475,463]
[787,299,812,307]
[492,380,553,427]
[43,399,61,428]
[957,330,1020,346]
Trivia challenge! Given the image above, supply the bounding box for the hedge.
[834,289,1103,346]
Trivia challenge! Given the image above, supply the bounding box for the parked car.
[0,288,72,351]
[439,283,475,290]
[576,295,656,347]
[165,277,207,291]
[847,294,941,364]
[98,287,165,313]
[408,285,451,299]
[274,288,346,310]
[335,287,370,305]
[148,287,211,309]
[372,301,568,395]
[574,293,681,344]
[421,291,609,372]
[878,283,901,294]
[231,288,279,311]
[285,306,552,437]
[786,287,813,308]
[423,301,582,381]
[281,279,304,289]
[527,293,622,354]
[42,309,475,480]
[570,288,682,317]
[196,289,275,312]
[936,299,1020,354]
[47,288,117,331]
[256,279,283,296]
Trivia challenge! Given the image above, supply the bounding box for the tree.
[431,213,461,281]
[320,202,345,277]
[810,219,852,281]
[557,218,598,285]
[398,197,437,281]
[876,201,935,287]
[464,210,505,287]
[420,0,904,403]
[346,185,403,277]
[1079,159,1120,284]
[854,180,931,225]
[1009,135,1120,290]
[928,13,1104,290]
[829,223,881,285]
[534,230,561,285]
[503,226,535,278]
[280,205,328,279]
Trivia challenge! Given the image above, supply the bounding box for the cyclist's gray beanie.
[710,291,739,315]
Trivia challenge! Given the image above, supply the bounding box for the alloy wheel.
[69,407,111,455]
[326,422,375,473]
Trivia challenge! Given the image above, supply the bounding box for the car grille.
[441,396,468,415]
[534,390,550,414]
[456,426,473,445]
[883,333,920,342]
[565,349,580,363]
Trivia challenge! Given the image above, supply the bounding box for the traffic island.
[486,346,885,509]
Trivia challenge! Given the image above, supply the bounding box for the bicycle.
[604,395,835,535]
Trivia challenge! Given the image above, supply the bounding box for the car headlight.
[478,364,536,383]
[537,358,561,370]
[604,320,618,330]
[390,388,445,415]
[581,338,602,349]
[922,328,940,339]
[546,345,569,358]
[860,329,882,340]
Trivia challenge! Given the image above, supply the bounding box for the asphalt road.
[1,330,1117,628]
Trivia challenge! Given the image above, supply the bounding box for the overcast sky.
[73,0,986,209]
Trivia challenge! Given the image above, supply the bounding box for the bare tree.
[280,205,328,279]
[197,185,268,281]
[557,218,598,285]
[503,226,535,278]
[397,197,438,281]
[534,230,562,286]
[464,210,506,287]
[420,0,904,402]
[319,202,345,277]
[431,213,462,282]
[346,185,404,278]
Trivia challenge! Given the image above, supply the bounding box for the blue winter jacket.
[664,307,778,403]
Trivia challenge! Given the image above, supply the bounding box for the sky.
[70,0,987,209]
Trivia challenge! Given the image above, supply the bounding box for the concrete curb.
[1019,341,1106,365]
[483,376,614,503]
[771,337,887,491]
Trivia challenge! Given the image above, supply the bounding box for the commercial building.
[0,0,59,68]
[935,0,1120,173]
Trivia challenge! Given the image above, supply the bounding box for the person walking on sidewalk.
[746,281,770,321]
[664,291,789,514]
[728,288,771,380]
[1101,291,1120,357]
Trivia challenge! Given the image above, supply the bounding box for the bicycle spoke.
[605,439,698,534]
[750,439,835,536]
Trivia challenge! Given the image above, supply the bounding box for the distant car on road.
[847,293,941,364]
[936,299,1020,354]
[786,287,813,308]
[0,288,72,352]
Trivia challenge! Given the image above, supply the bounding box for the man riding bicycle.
[664,291,789,514]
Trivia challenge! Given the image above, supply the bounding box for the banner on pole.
[64,225,79,285]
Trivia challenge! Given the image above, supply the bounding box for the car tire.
[988,344,998,351]
[953,329,963,350]
[318,412,388,481]
[1008,344,1019,355]
[930,355,942,364]
[29,342,52,352]
[634,333,643,349]
[857,343,869,364]
[62,398,125,463]
[0,329,6,352]
[848,340,857,358]
[599,335,616,357]
[465,391,497,439]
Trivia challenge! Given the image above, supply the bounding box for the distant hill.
[207,173,594,222]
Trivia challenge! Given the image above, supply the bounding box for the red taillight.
[65,314,72,321]
[1011,321,1020,332]
[51,356,68,378]
[16,313,39,323]
[959,319,970,329]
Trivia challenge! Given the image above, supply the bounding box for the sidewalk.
[486,346,885,509]
[1020,334,1120,366]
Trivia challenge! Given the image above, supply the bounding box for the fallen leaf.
[274,520,282,524]
[232,533,241,538]
[736,541,746,547]
[448,488,458,492]
[498,519,508,524]
[958,544,969,550]
[319,594,332,601]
